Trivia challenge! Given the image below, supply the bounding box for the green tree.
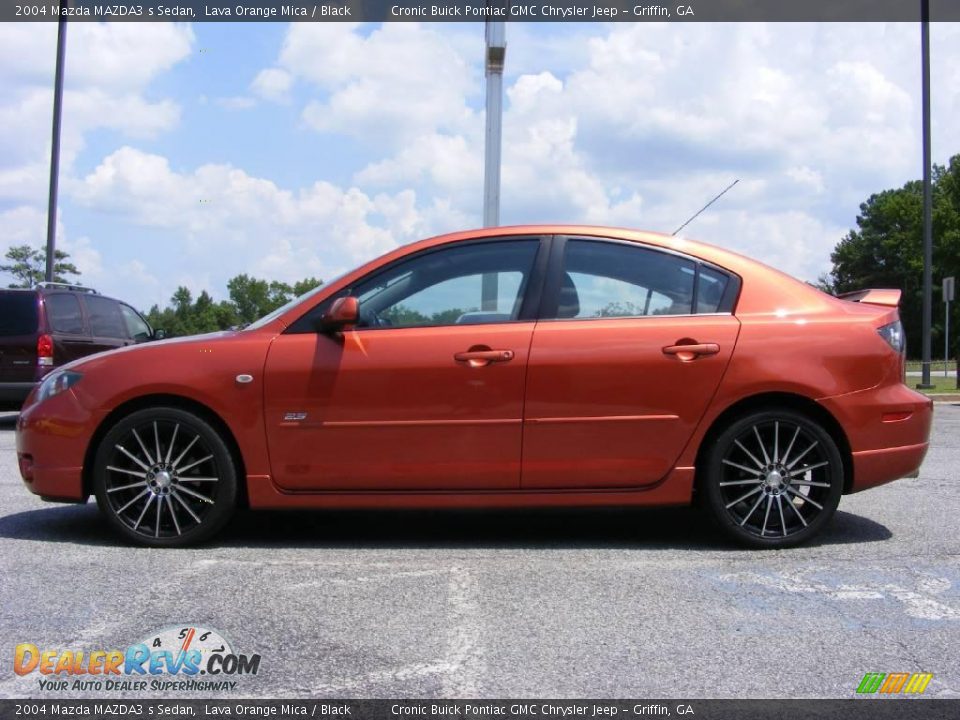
[1,245,81,288]
[143,274,323,338]
[822,154,960,356]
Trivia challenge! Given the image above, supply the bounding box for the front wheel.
[93,407,237,547]
[702,409,844,548]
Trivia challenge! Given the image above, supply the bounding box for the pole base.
[916,383,936,390]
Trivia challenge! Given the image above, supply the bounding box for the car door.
[522,236,741,489]
[263,236,546,491]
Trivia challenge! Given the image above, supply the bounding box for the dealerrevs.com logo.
[14,626,261,693]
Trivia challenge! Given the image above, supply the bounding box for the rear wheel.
[93,407,237,547]
[703,409,844,548]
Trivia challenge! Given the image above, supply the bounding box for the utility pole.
[919,0,934,389]
[45,0,69,284]
[481,11,506,310]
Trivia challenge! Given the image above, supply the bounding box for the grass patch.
[911,376,959,395]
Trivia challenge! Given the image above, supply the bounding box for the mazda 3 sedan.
[16,227,932,547]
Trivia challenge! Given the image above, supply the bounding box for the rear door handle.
[662,343,720,360]
[454,349,515,367]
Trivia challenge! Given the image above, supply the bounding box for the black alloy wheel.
[93,407,237,547]
[703,409,844,548]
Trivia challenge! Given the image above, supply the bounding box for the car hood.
[58,331,242,373]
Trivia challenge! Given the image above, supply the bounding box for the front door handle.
[662,342,720,361]
[454,348,515,368]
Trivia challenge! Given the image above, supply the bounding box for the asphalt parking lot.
[0,406,958,700]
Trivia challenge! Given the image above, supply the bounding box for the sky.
[1,20,959,311]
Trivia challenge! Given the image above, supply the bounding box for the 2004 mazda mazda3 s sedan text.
[15,227,933,547]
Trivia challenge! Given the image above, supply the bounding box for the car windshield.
[242,279,337,331]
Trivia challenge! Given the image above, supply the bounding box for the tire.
[93,407,237,547]
[702,409,844,548]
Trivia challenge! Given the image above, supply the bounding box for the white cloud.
[251,68,293,103]
[0,22,193,204]
[279,23,477,144]
[216,95,257,111]
[71,147,450,300]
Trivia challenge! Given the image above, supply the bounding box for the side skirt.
[244,467,696,510]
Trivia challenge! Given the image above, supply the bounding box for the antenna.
[672,179,740,236]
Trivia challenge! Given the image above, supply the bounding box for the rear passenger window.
[554,240,696,319]
[85,296,126,338]
[697,266,731,313]
[45,294,85,334]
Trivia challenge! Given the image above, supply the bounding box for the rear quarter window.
[0,293,39,336]
[45,293,86,334]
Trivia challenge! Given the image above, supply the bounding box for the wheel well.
[693,392,854,496]
[82,394,249,508]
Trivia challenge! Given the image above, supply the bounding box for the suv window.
[45,294,86,334]
[0,293,39,336]
[119,304,152,342]
[84,295,126,338]
[552,240,696,319]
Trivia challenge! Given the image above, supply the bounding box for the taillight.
[37,333,54,366]
[877,321,905,354]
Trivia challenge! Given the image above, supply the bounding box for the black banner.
[4,0,960,23]
[1,700,959,720]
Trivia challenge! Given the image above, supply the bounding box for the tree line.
[144,275,323,337]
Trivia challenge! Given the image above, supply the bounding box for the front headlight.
[35,370,83,405]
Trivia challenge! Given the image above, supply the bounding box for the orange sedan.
[15,226,932,547]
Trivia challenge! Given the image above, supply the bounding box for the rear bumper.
[819,382,933,493]
[851,442,928,492]
[0,381,36,409]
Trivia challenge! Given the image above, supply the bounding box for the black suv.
[0,283,162,410]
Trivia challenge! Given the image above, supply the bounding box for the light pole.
[481,11,506,311]
[45,0,69,284]
[918,0,934,389]
[483,16,505,229]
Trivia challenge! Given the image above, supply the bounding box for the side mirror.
[321,296,359,331]
[153,329,167,341]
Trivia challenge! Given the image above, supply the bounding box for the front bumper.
[16,389,99,502]
[819,381,933,493]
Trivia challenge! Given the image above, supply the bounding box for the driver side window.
[351,240,540,329]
